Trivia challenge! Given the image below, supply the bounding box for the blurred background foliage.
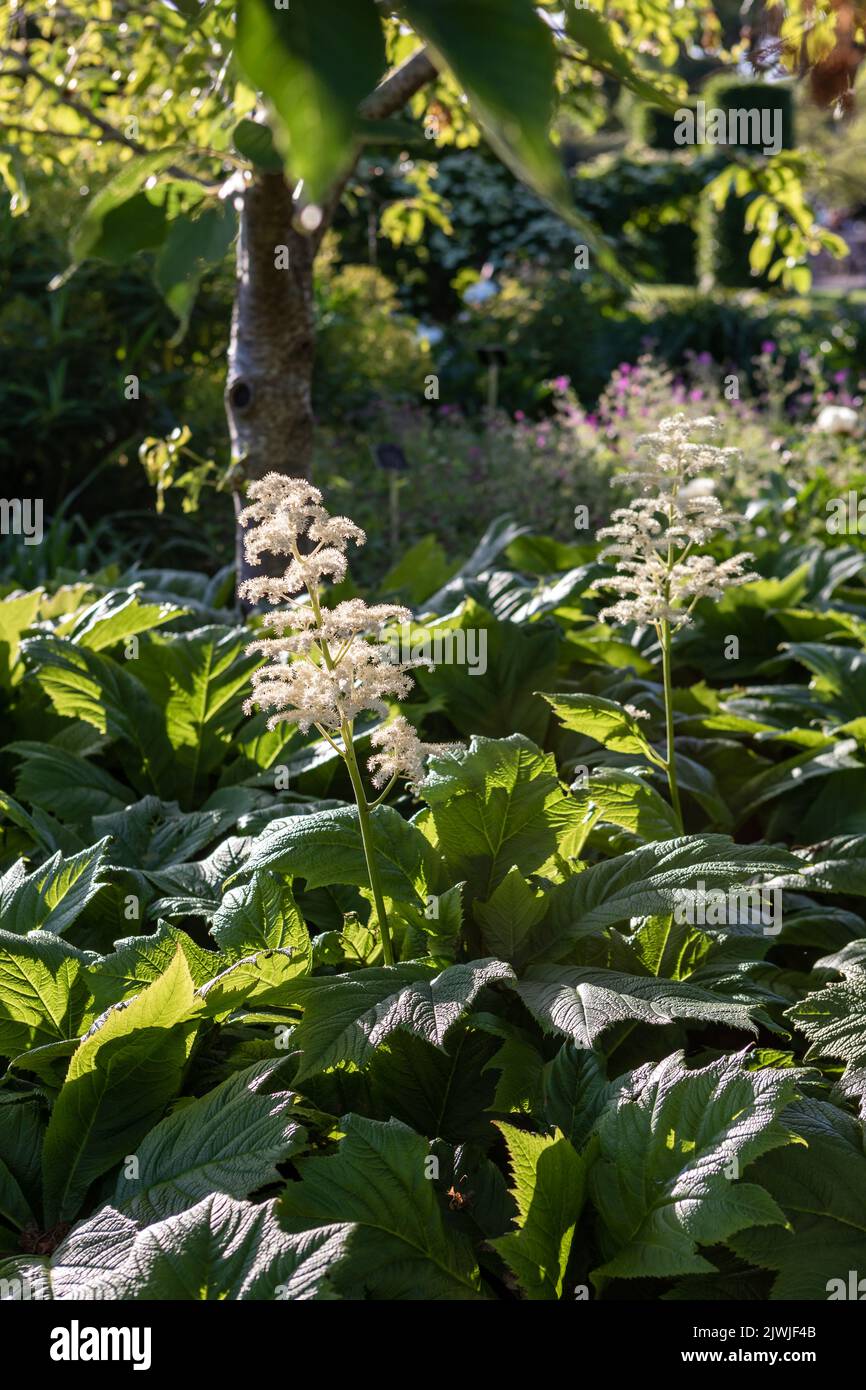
[3,44,866,582]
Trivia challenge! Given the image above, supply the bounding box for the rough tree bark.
[227,46,437,596]
[226,173,316,589]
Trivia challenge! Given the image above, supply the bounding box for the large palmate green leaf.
[6,741,132,826]
[570,767,681,843]
[0,1094,45,1228]
[92,797,222,870]
[491,1122,588,1300]
[209,870,311,970]
[410,602,559,741]
[366,1028,499,1145]
[196,947,308,1019]
[234,804,431,904]
[786,961,866,1094]
[86,925,222,1012]
[6,1195,348,1300]
[0,838,112,936]
[730,1100,866,1299]
[0,789,81,857]
[514,966,765,1049]
[542,1044,613,1149]
[42,948,204,1223]
[590,1052,800,1280]
[287,958,514,1082]
[474,865,547,970]
[783,641,866,722]
[59,589,184,652]
[0,929,92,1058]
[21,636,175,796]
[401,0,621,279]
[541,692,660,760]
[134,626,258,804]
[531,835,801,960]
[279,1113,483,1299]
[236,0,385,203]
[113,1059,306,1222]
[422,735,582,900]
[781,836,866,895]
[737,738,862,823]
[0,589,42,692]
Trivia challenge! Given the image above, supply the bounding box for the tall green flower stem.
[299,550,395,966]
[341,721,395,966]
[240,478,453,971]
[596,418,757,836]
[659,618,683,832]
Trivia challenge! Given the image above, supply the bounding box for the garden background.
[2,0,866,1309]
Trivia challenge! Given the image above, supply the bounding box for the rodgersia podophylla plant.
[238,473,453,965]
[596,414,757,828]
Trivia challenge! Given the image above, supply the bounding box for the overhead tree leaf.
[236,0,386,203]
[401,0,623,279]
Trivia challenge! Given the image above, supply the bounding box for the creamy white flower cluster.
[368,715,455,791]
[596,415,757,628]
[239,473,449,788]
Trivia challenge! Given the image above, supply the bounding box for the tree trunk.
[226,171,316,593]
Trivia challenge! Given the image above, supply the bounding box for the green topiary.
[696,80,795,289]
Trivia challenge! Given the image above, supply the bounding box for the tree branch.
[359,45,438,121]
[312,45,438,248]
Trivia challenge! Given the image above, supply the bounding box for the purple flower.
[514,409,526,422]
[761,340,776,355]
[835,370,849,383]
[689,388,704,401]
[697,351,713,366]
[551,375,571,392]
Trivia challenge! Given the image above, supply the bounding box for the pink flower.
[514,410,526,421]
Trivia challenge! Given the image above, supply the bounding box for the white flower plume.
[238,475,418,735]
[596,414,757,629]
[367,716,457,791]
